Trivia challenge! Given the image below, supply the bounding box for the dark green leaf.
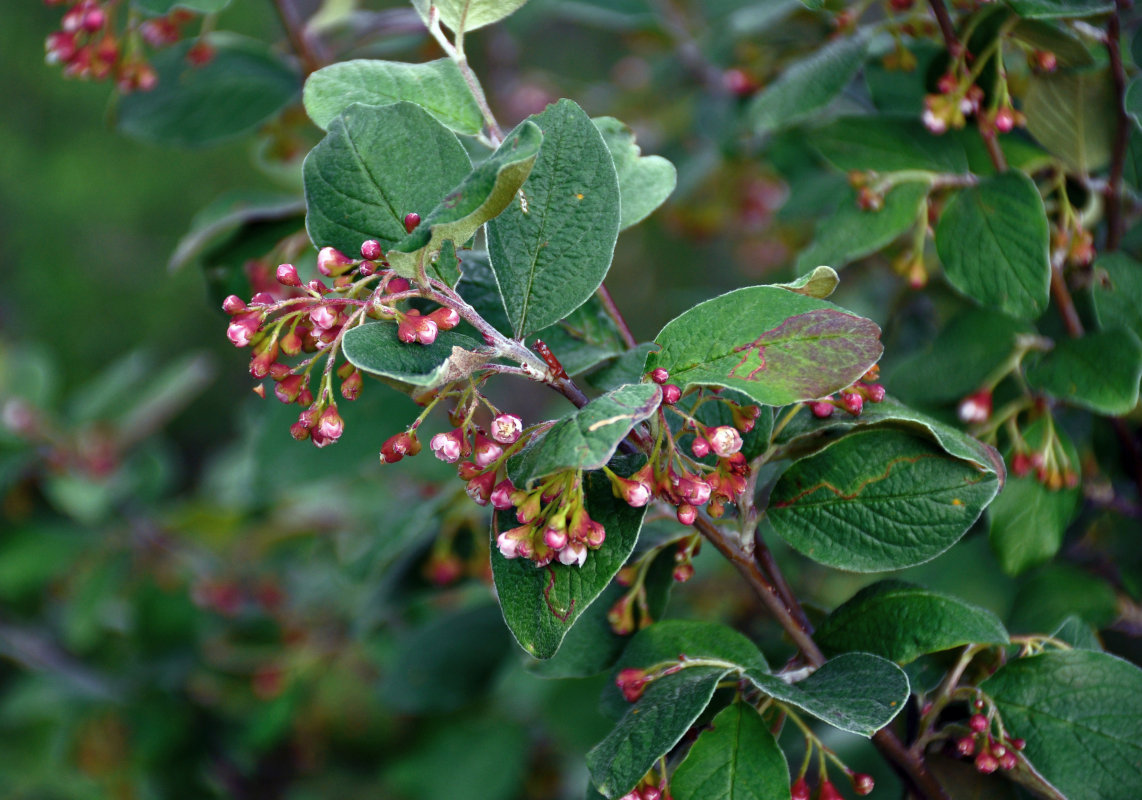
[982,650,1142,800]
[411,0,530,33]
[133,0,228,13]
[341,325,485,388]
[117,34,298,147]
[1025,329,1142,415]
[646,286,882,407]
[530,296,628,377]
[935,172,1050,319]
[303,58,484,134]
[593,116,677,230]
[487,100,621,338]
[492,465,647,659]
[303,102,472,258]
[1024,69,1117,173]
[1091,253,1142,338]
[927,754,1021,800]
[769,428,1000,572]
[1011,20,1095,68]
[168,191,304,272]
[816,580,1009,664]
[587,343,658,393]
[795,181,928,273]
[1051,615,1102,651]
[386,122,543,278]
[1006,0,1114,18]
[748,32,870,133]
[456,249,512,334]
[1008,564,1119,634]
[507,383,661,487]
[809,116,969,173]
[746,652,909,736]
[671,703,790,800]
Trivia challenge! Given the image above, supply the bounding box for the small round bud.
[662,384,681,405]
[958,389,993,423]
[615,668,648,703]
[426,306,460,331]
[387,277,411,294]
[360,239,383,260]
[650,368,669,384]
[640,787,661,800]
[810,400,834,418]
[691,437,711,458]
[841,392,863,415]
[956,735,977,757]
[558,540,589,567]
[852,773,875,796]
[403,212,421,234]
[276,263,301,287]
[472,432,504,468]
[819,781,844,800]
[466,471,496,506]
[995,107,1015,133]
[317,246,355,277]
[222,295,247,315]
[864,382,886,403]
[673,563,694,582]
[791,777,810,800]
[490,479,517,510]
[1010,738,1026,751]
[998,751,1017,770]
[316,406,344,444]
[677,503,697,525]
[969,713,988,733]
[975,751,999,774]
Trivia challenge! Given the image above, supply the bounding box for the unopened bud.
[691,437,710,458]
[490,479,517,510]
[810,400,834,418]
[360,239,383,260]
[427,306,460,331]
[558,540,588,567]
[222,295,247,315]
[975,751,999,774]
[841,392,863,415]
[473,432,503,468]
[852,773,874,796]
[276,263,301,287]
[466,470,496,505]
[650,368,669,384]
[387,276,411,294]
[317,246,355,277]
[958,389,992,423]
[615,668,648,702]
[791,778,810,800]
[662,384,681,405]
[403,212,421,234]
[677,503,696,525]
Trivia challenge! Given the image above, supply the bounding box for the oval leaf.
[507,383,661,487]
[116,34,298,147]
[492,464,647,659]
[303,58,484,134]
[133,0,229,14]
[815,580,1009,664]
[1025,329,1142,415]
[593,116,677,230]
[809,115,969,174]
[341,324,485,388]
[411,0,530,34]
[646,286,883,407]
[303,101,472,257]
[768,428,1000,572]
[487,99,621,338]
[935,172,1050,319]
[671,703,790,800]
[1024,69,1116,173]
[982,650,1142,800]
[1091,253,1142,338]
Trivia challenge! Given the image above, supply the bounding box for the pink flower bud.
[731,403,761,432]
[957,736,976,757]
[544,525,568,550]
[222,295,247,315]
[397,312,438,345]
[274,374,306,404]
[819,781,844,800]
[276,263,300,287]
[427,306,460,331]
[662,384,681,405]
[403,212,421,234]
[998,751,1017,770]
[289,421,309,441]
[309,304,338,331]
[841,392,863,415]
[1010,738,1026,751]
[316,406,344,443]
[360,239,383,260]
[317,246,354,277]
[496,524,533,559]
[708,425,743,457]
[610,472,652,507]
[279,329,303,356]
[863,382,886,402]
[430,429,466,463]
[615,668,648,702]
[490,479,517,510]
[791,778,810,800]
[380,431,419,463]
[466,471,496,505]
[307,278,330,295]
[387,277,411,294]
[958,389,992,423]
[650,368,669,384]
[975,752,998,774]
[226,312,261,347]
[249,343,279,378]
[640,787,661,800]
[472,432,503,468]
[251,291,275,306]
[691,437,711,458]
[45,32,78,63]
[490,413,523,444]
[674,476,711,506]
[82,7,106,32]
[558,540,588,566]
[969,713,988,733]
[340,370,363,400]
[810,400,834,418]
[852,773,875,796]
[677,503,696,525]
[673,563,694,582]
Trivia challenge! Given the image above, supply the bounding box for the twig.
[753,529,813,634]
[926,0,961,56]
[597,284,639,349]
[270,0,329,75]
[1104,0,1130,252]
[1050,257,1085,337]
[424,7,505,145]
[873,728,953,800]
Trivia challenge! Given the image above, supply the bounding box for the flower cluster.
[953,701,1025,774]
[44,1,212,92]
[496,469,609,568]
[922,60,1024,137]
[807,366,886,419]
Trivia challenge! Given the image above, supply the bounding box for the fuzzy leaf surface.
[982,650,1142,800]
[1007,0,1114,18]
[492,465,647,660]
[341,325,485,388]
[809,116,969,173]
[671,703,789,800]
[646,287,882,407]
[507,383,661,487]
[815,580,1009,664]
[1025,329,1142,415]
[796,182,928,273]
[935,172,1050,319]
[303,58,483,134]
[304,102,471,258]
[748,31,870,133]
[411,0,530,33]
[1024,69,1116,172]
[117,35,297,147]
[593,116,677,230]
[769,429,1000,572]
[487,100,621,337]
[746,653,909,736]
[1092,253,1142,338]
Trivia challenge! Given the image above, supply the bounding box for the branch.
[1105,0,1130,252]
[270,0,329,75]
[1050,255,1085,337]
[597,284,639,349]
[926,0,962,57]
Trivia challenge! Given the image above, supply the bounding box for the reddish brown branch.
[926,0,961,56]
[597,284,639,349]
[1050,262,1085,337]
[270,0,329,75]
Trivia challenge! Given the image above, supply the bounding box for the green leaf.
[1025,329,1142,415]
[487,100,621,338]
[646,286,882,407]
[303,58,484,134]
[809,116,969,173]
[671,703,790,800]
[748,31,870,134]
[341,325,486,388]
[593,117,677,230]
[888,309,1033,405]
[303,102,472,258]
[1092,253,1142,338]
[168,191,305,272]
[769,428,1000,572]
[1006,0,1114,18]
[1128,79,1142,131]
[529,296,629,377]
[1051,615,1102,651]
[116,34,298,147]
[507,383,661,487]
[775,266,839,299]
[492,464,647,659]
[1011,20,1095,69]
[982,650,1142,800]
[410,0,530,34]
[588,343,658,393]
[1008,564,1119,634]
[815,580,1009,664]
[455,249,512,334]
[935,172,1050,319]
[1024,69,1117,173]
[386,121,543,277]
[988,472,1080,577]
[133,0,229,13]
[795,181,928,273]
[746,653,909,736]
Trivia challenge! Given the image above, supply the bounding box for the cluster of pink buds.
[792,775,873,799]
[617,777,671,800]
[44,1,210,92]
[954,702,1024,774]
[426,412,522,509]
[497,469,609,568]
[808,366,886,419]
[958,388,993,424]
[923,72,984,134]
[1008,416,1079,491]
